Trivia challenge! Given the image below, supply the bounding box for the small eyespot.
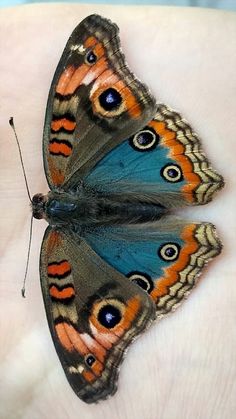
[85,50,97,65]
[129,128,159,152]
[127,272,154,293]
[99,88,122,111]
[158,243,181,261]
[97,304,122,329]
[85,354,96,367]
[161,164,183,182]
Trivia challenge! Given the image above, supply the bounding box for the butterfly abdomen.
[42,191,166,226]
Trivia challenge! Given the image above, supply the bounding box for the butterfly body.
[34,14,224,403]
[32,190,166,226]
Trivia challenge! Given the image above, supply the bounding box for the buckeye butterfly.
[31,14,224,403]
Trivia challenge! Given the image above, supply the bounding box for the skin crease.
[0,3,235,419]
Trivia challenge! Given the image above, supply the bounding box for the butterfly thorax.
[32,191,166,226]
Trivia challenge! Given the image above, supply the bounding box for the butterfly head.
[32,193,47,219]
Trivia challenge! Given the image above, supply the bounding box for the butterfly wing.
[84,104,224,206]
[83,219,222,316]
[40,227,155,403]
[43,14,156,190]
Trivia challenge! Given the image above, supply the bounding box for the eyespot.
[158,243,181,261]
[161,164,183,182]
[98,88,122,112]
[130,128,158,152]
[85,354,96,367]
[85,50,97,65]
[127,272,154,293]
[97,303,122,329]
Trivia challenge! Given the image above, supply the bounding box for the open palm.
[0,4,235,419]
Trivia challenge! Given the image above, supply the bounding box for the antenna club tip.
[21,288,26,298]
[9,117,14,126]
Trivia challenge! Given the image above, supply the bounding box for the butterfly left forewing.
[43,14,156,190]
[40,227,155,403]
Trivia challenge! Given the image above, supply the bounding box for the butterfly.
[32,14,224,403]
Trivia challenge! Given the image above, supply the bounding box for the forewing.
[40,227,155,403]
[83,219,222,316]
[43,14,156,190]
[84,104,224,207]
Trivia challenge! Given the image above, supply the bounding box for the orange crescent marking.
[47,261,71,277]
[150,224,199,301]
[51,118,76,132]
[49,286,75,299]
[148,120,201,203]
[49,142,72,157]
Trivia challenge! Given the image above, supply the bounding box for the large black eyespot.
[127,272,154,293]
[158,243,181,261]
[129,128,159,152]
[85,354,96,367]
[85,50,97,65]
[161,164,183,182]
[97,304,122,328]
[99,88,122,111]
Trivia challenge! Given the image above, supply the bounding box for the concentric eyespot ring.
[127,272,154,293]
[98,88,122,112]
[158,243,181,261]
[93,299,125,329]
[161,164,183,182]
[129,128,159,152]
[85,50,97,65]
[85,354,96,367]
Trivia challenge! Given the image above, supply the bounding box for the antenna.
[9,117,33,297]
[21,213,33,298]
[9,117,32,202]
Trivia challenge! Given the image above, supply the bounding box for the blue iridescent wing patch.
[84,104,223,207]
[83,220,222,315]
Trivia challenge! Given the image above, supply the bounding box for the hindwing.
[84,104,224,206]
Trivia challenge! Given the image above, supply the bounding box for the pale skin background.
[0,3,236,419]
